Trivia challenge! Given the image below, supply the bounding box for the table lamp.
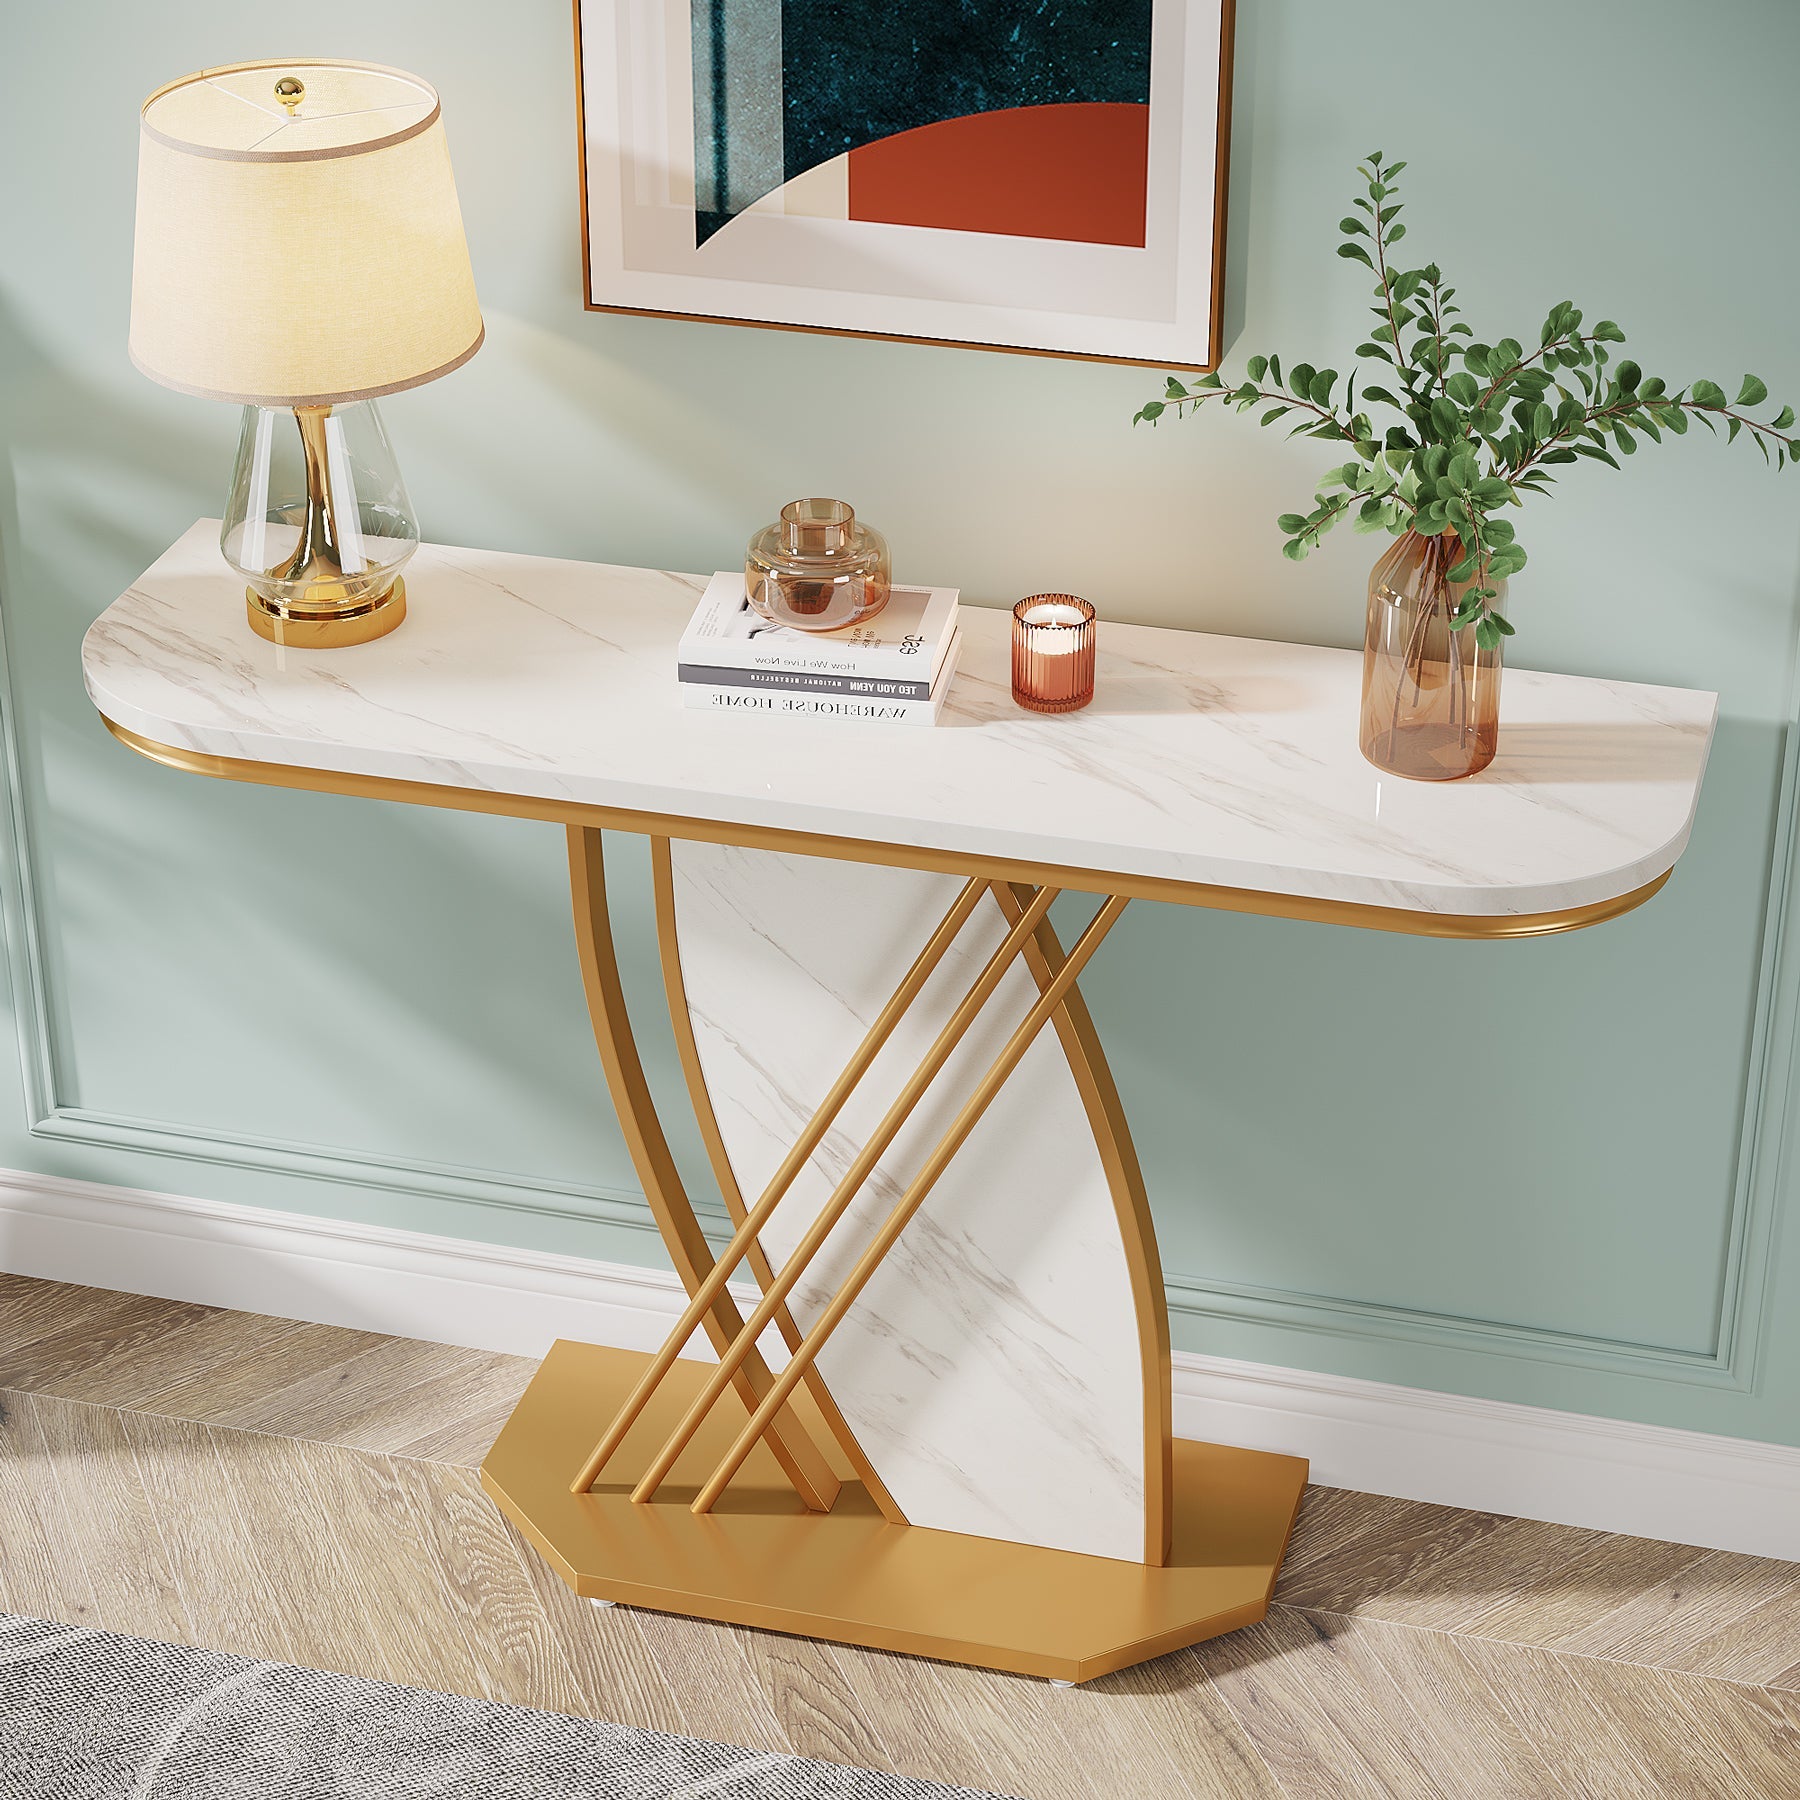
[130,60,483,648]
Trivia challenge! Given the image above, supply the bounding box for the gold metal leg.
[565,825,841,1512]
[630,881,1062,1506]
[651,837,926,1524]
[690,894,1131,1515]
[990,881,1174,1567]
[476,846,1310,1683]
[567,849,986,1501]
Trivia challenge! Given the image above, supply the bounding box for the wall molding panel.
[3,1162,1795,1561]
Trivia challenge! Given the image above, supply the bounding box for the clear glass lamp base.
[225,398,418,652]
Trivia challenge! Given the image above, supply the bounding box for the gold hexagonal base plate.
[480,1341,1308,1684]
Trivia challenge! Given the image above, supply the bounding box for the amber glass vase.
[1359,529,1507,781]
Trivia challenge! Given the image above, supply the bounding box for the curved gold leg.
[650,837,914,1524]
[989,883,1173,1568]
[565,825,840,1512]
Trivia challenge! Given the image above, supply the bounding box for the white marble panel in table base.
[667,840,1159,1563]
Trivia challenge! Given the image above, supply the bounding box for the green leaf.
[1738,374,1770,407]
[1614,424,1638,454]
[1281,538,1309,562]
[1774,405,1796,430]
[1339,216,1369,237]
[1446,372,1479,406]
[1447,553,1480,583]
[1267,355,1282,387]
[1691,379,1727,407]
[1616,360,1642,392]
[1385,222,1406,244]
[1592,319,1626,342]
[1573,443,1622,469]
[1134,402,1163,424]
[1246,355,1268,383]
[1260,407,1291,426]
[1289,362,1317,399]
[1489,611,1516,635]
[1276,513,1308,533]
[1475,618,1502,652]
[1310,370,1338,406]
[1338,243,1374,269]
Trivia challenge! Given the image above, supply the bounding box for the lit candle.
[1012,594,1096,712]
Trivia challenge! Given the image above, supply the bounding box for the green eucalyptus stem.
[1135,151,1800,650]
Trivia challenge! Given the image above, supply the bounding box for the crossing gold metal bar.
[630,880,1061,1506]
[565,825,841,1512]
[650,837,910,1525]
[569,867,990,1496]
[691,894,1131,1515]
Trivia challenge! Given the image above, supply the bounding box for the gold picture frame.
[572,0,1236,371]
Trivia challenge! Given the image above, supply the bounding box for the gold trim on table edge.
[102,715,1674,940]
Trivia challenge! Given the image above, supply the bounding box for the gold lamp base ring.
[246,576,407,649]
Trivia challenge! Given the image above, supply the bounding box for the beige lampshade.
[130,59,484,406]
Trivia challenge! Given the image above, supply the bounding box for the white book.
[681,631,962,726]
[680,571,958,681]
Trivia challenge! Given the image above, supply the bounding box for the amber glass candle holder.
[1011,595,1096,713]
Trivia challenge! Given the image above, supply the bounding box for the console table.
[83,522,1716,1683]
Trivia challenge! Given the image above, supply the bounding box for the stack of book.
[678,572,961,725]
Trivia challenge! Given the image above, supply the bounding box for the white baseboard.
[2,1164,1796,1561]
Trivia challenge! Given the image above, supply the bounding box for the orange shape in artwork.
[846,102,1150,248]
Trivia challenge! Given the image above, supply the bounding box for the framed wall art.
[573,0,1235,368]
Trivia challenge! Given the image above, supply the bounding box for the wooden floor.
[3,1273,1799,1798]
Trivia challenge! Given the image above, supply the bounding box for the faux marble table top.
[83,522,1717,918]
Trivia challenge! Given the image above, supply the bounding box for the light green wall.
[4,0,1799,1444]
